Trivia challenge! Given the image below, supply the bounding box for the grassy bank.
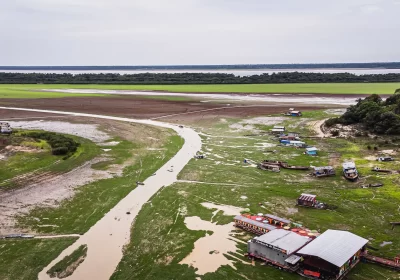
[112,111,400,280]
[0,238,77,280]
[0,83,400,98]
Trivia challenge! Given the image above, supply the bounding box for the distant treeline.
[1,62,400,70]
[2,72,400,85]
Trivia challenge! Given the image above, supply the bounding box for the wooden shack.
[297,194,317,207]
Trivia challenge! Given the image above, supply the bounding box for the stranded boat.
[262,160,310,170]
[343,162,359,181]
[257,163,280,172]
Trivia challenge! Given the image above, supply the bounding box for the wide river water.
[2,68,400,76]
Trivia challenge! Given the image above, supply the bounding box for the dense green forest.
[326,93,400,134]
[1,72,400,84]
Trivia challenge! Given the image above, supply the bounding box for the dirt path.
[0,106,202,280]
[309,119,328,137]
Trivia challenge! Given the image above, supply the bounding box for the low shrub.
[331,130,340,137]
[21,131,80,157]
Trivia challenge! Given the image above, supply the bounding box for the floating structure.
[297,194,317,207]
[265,214,291,227]
[261,160,309,170]
[360,183,384,188]
[312,166,335,177]
[342,162,358,181]
[0,122,12,135]
[247,228,368,279]
[280,140,307,148]
[371,167,393,173]
[377,156,394,162]
[279,132,300,142]
[280,162,310,170]
[284,108,302,117]
[297,230,368,279]
[234,215,276,236]
[305,147,318,156]
[297,193,328,210]
[271,126,286,134]
[247,229,312,270]
[257,162,280,172]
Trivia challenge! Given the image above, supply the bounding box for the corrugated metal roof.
[306,147,318,151]
[254,229,311,254]
[299,194,316,201]
[265,214,291,224]
[234,215,277,231]
[297,230,368,267]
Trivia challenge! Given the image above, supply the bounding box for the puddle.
[179,216,239,275]
[179,203,245,274]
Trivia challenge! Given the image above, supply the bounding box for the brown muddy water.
[0,107,202,280]
[179,202,246,275]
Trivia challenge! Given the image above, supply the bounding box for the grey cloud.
[1,0,399,65]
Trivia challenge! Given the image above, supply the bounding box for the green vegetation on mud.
[0,238,77,280]
[0,83,400,98]
[47,244,88,278]
[0,131,101,189]
[112,110,400,280]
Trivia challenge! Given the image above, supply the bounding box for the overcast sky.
[1,0,399,65]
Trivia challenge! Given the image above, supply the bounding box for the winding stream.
[0,106,202,280]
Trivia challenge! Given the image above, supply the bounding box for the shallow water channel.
[0,106,202,280]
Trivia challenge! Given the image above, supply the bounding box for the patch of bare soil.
[309,119,328,137]
[1,97,333,123]
[329,153,341,167]
[0,157,123,235]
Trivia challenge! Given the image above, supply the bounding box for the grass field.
[0,238,77,280]
[112,111,400,280]
[0,83,399,98]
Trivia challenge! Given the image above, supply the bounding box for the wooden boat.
[280,162,310,170]
[263,160,310,170]
[371,167,392,173]
[361,183,384,188]
[257,163,280,172]
[262,160,281,166]
[343,162,359,181]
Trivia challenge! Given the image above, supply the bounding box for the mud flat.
[0,107,202,280]
[44,89,362,106]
